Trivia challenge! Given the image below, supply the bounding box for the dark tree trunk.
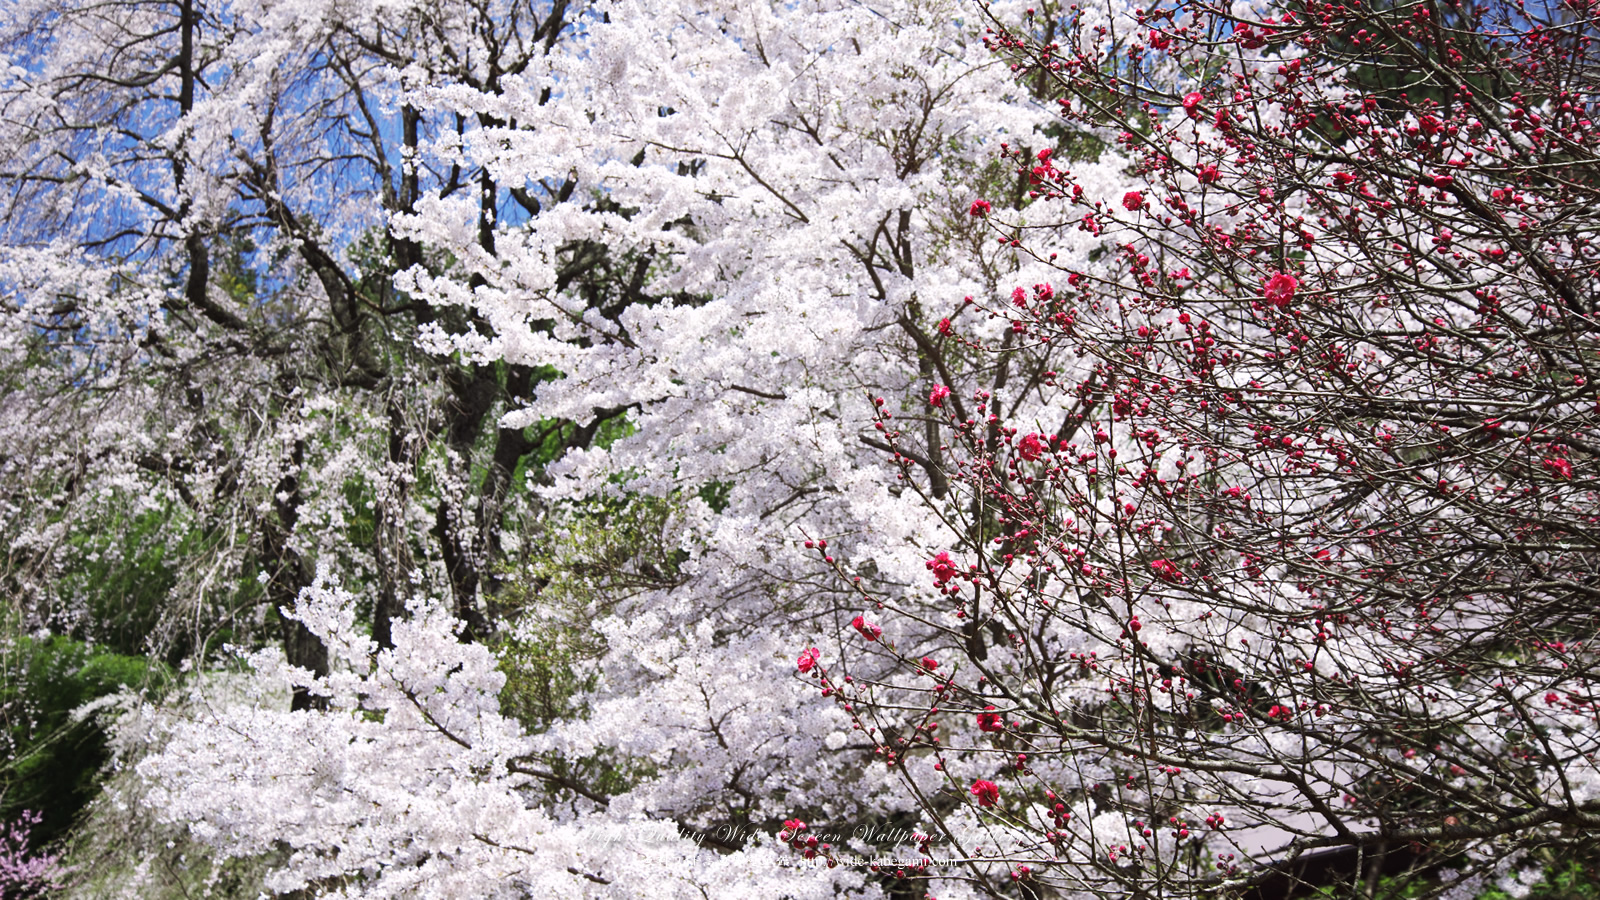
[260,437,328,711]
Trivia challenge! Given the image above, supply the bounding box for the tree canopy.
[3,0,1600,896]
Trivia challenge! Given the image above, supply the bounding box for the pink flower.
[937,317,953,335]
[971,779,1000,807]
[969,199,992,217]
[1545,457,1574,479]
[851,614,882,641]
[1262,272,1299,308]
[797,647,820,673]
[1123,191,1144,211]
[1198,164,1220,184]
[920,656,939,670]
[1017,432,1044,461]
[1151,559,1184,583]
[1011,286,1028,307]
[929,384,950,408]
[1182,92,1204,115]
[977,705,1005,732]
[928,551,959,585]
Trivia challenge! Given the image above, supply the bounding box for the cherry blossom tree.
[107,0,1118,892]
[0,0,671,869]
[0,0,621,707]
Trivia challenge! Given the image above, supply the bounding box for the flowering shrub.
[813,0,1600,895]
[0,812,61,899]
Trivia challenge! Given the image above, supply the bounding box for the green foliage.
[548,746,658,801]
[494,492,689,734]
[53,503,263,664]
[1478,855,1600,900]
[593,414,633,450]
[510,406,634,491]
[1289,848,1600,900]
[696,479,732,513]
[493,622,602,733]
[0,633,171,846]
[502,492,689,609]
[489,491,689,807]
[340,477,377,549]
[57,508,180,658]
[493,625,658,800]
